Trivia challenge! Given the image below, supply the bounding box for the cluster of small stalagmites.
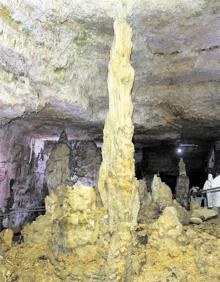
[0,184,110,281]
[135,206,220,282]
[138,175,190,225]
[0,180,220,282]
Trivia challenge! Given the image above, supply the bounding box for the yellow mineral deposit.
[98,16,140,229]
[97,14,140,281]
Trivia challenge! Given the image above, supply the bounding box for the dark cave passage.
[134,139,215,195]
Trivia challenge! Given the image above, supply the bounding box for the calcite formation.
[1,185,220,281]
[138,174,189,225]
[135,207,220,282]
[176,158,190,209]
[0,130,102,231]
[98,16,139,229]
[46,141,71,193]
[0,184,108,281]
[97,14,140,281]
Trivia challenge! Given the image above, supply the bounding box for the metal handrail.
[0,207,46,218]
[191,186,220,196]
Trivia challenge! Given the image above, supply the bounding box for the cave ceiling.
[0,0,220,144]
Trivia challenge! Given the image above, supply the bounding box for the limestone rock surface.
[98,16,139,228]
[1,1,220,141]
[2,184,108,281]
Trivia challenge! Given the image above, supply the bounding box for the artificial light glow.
[177,147,182,154]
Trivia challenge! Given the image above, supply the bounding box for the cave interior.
[0,1,220,281]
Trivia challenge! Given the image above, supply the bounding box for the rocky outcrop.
[1,184,108,281]
[1,184,220,282]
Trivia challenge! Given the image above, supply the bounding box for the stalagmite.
[98,16,139,231]
[98,13,140,281]
[176,158,190,209]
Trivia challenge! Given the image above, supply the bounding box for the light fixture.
[176,147,183,155]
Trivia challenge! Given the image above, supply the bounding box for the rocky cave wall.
[0,120,212,232]
[0,127,102,231]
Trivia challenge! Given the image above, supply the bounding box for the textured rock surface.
[1,2,220,281]
[1,184,108,281]
[0,131,102,230]
[1,1,220,141]
[98,15,139,229]
[0,132,48,231]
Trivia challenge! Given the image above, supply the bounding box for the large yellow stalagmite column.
[98,15,140,232]
[98,14,140,282]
